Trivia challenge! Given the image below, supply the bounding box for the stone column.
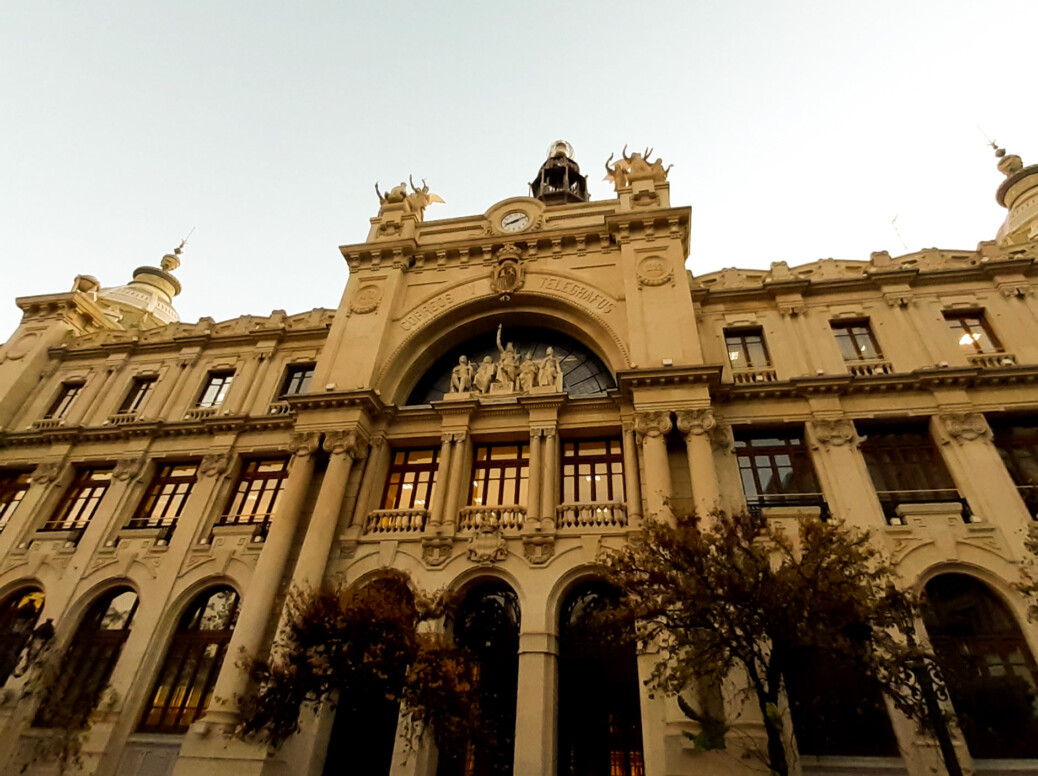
[621,421,643,526]
[538,427,558,531]
[351,435,389,529]
[805,419,886,529]
[634,411,673,523]
[512,631,558,776]
[675,409,723,515]
[292,430,366,590]
[204,430,320,725]
[442,432,470,530]
[429,433,454,529]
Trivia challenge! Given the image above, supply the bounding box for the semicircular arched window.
[35,587,138,728]
[138,586,240,733]
[0,587,44,686]
[558,582,644,776]
[438,582,521,776]
[408,327,615,405]
[924,573,1038,759]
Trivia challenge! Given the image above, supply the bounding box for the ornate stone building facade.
[1,141,1038,776]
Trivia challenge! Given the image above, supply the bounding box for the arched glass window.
[439,582,520,776]
[34,587,138,727]
[0,587,44,686]
[138,586,240,733]
[924,573,1038,759]
[558,583,644,776]
[322,578,414,776]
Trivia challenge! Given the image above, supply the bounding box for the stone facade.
[0,143,1038,776]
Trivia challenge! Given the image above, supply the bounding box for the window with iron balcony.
[734,431,827,516]
[724,327,776,383]
[991,418,1038,517]
[42,467,113,537]
[859,423,968,524]
[558,439,627,529]
[215,458,289,539]
[125,462,199,536]
[0,471,31,533]
[463,443,529,530]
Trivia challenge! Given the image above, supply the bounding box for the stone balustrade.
[556,501,628,529]
[106,411,140,425]
[968,352,1016,368]
[184,406,218,421]
[731,367,778,384]
[458,505,526,531]
[847,358,894,377]
[267,400,293,415]
[364,508,428,535]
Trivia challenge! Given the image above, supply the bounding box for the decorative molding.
[30,461,64,486]
[636,256,673,287]
[633,411,672,441]
[467,526,508,566]
[324,429,367,459]
[940,412,992,443]
[287,431,321,458]
[200,451,233,478]
[350,284,383,314]
[522,533,555,565]
[113,454,147,482]
[675,408,733,452]
[421,534,453,567]
[810,418,858,448]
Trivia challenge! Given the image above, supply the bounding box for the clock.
[500,211,531,233]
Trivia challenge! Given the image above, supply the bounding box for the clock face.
[500,211,531,232]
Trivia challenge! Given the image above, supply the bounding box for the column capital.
[31,461,65,486]
[441,430,467,444]
[808,418,858,449]
[530,424,556,440]
[324,429,367,459]
[676,409,733,452]
[200,451,233,478]
[633,410,672,441]
[938,412,992,444]
[113,453,148,482]
[287,430,321,458]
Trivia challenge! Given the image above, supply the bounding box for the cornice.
[616,366,723,395]
[286,389,389,417]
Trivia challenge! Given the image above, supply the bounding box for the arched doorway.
[0,587,44,685]
[924,573,1038,758]
[557,582,644,776]
[438,581,520,776]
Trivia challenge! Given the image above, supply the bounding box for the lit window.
[279,363,315,397]
[197,370,234,408]
[724,328,770,368]
[138,586,240,733]
[45,382,83,419]
[944,312,1002,354]
[119,376,157,414]
[43,467,113,532]
[126,463,199,530]
[381,449,438,510]
[218,458,289,529]
[470,444,529,507]
[561,440,624,504]
[0,471,31,533]
[34,588,138,728]
[830,320,881,361]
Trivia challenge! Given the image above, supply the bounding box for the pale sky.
[2,1,1036,338]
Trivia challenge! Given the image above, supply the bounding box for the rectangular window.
[561,439,625,504]
[734,432,825,514]
[43,467,113,532]
[381,448,438,510]
[724,328,771,369]
[992,419,1038,516]
[859,423,965,522]
[219,458,289,528]
[119,376,157,414]
[0,471,31,533]
[831,320,881,361]
[127,463,199,530]
[45,382,84,419]
[470,444,530,507]
[197,371,234,408]
[944,312,1002,355]
[279,363,315,397]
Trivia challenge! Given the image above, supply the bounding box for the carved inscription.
[539,277,615,313]
[400,292,456,331]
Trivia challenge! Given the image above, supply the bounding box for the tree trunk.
[756,688,789,776]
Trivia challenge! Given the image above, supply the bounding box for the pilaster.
[805,418,886,529]
[633,411,673,523]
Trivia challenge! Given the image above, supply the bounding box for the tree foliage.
[237,575,482,754]
[601,510,925,776]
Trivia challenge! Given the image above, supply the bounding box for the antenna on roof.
[890,215,909,253]
[977,125,1001,153]
[178,227,196,254]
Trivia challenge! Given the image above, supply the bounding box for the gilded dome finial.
[161,228,193,272]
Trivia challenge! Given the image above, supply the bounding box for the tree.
[601,510,923,776]
[237,575,483,759]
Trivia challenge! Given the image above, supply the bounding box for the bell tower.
[530,140,589,205]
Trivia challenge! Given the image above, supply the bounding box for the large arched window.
[138,586,240,733]
[558,582,644,776]
[0,587,44,686]
[924,573,1038,759]
[322,578,414,776]
[34,587,138,727]
[439,582,521,776]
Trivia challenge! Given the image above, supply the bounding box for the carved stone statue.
[494,325,518,389]
[375,181,408,205]
[538,347,563,391]
[405,175,445,222]
[518,353,538,392]
[603,145,672,191]
[473,356,496,394]
[450,355,473,393]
